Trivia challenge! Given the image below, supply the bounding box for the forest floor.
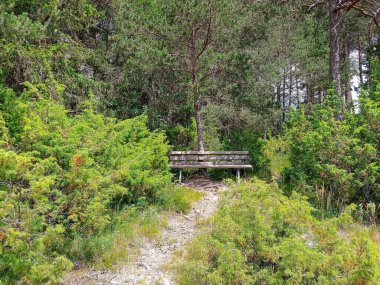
[64,178,225,285]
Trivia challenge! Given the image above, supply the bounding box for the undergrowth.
[65,206,168,269]
[65,184,202,270]
[174,179,380,285]
[0,84,202,284]
[157,186,203,214]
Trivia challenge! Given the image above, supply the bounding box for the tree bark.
[344,34,352,104]
[358,32,364,85]
[189,27,205,152]
[282,69,286,122]
[276,83,281,104]
[275,83,282,134]
[194,94,205,151]
[329,0,342,98]
[306,74,314,105]
[296,72,301,108]
[288,66,293,110]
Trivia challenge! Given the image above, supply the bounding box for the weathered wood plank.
[169,150,253,170]
[171,160,248,165]
[170,154,250,161]
[170,151,249,155]
[170,163,253,169]
[169,155,199,161]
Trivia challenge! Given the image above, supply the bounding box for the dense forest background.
[1,0,380,284]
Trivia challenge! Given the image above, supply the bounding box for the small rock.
[161,278,172,285]
[137,262,150,270]
[183,215,193,221]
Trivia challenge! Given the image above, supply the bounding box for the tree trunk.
[296,72,301,108]
[282,68,286,122]
[306,74,314,105]
[276,83,281,104]
[275,84,282,134]
[358,32,364,85]
[344,35,352,104]
[329,0,342,98]
[288,66,293,110]
[194,95,205,151]
[189,27,205,152]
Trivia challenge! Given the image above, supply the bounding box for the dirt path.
[65,178,224,285]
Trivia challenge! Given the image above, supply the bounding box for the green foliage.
[175,179,380,284]
[278,88,379,214]
[0,0,349,156]
[0,82,172,283]
[222,129,269,175]
[0,112,9,147]
[0,0,379,283]
[0,84,26,143]
[157,186,203,214]
[0,0,106,110]
[263,136,290,180]
[66,206,167,267]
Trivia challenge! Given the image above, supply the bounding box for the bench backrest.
[169,151,252,169]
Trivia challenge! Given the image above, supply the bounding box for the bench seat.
[170,164,253,169]
[169,151,252,182]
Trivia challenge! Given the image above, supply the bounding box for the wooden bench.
[169,151,252,183]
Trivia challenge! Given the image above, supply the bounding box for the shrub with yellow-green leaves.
[281,77,380,216]
[0,83,172,284]
[175,179,380,285]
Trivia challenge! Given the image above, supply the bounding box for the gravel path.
[64,178,225,285]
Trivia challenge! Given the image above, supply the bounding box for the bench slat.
[169,150,253,171]
[170,163,253,169]
[170,151,249,155]
[170,154,250,161]
[171,160,248,165]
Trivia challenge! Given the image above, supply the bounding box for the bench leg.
[179,169,183,184]
[236,169,240,183]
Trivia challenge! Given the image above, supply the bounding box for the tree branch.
[334,0,363,12]
[195,10,213,63]
[303,0,325,11]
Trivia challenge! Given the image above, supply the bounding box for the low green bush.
[174,179,380,284]
[157,186,203,214]
[281,85,379,216]
[65,206,168,268]
[0,83,173,284]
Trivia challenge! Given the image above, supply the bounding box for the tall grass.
[66,185,202,269]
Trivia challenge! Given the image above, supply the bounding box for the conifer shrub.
[175,179,380,284]
[283,103,378,213]
[268,85,380,217]
[0,83,173,283]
